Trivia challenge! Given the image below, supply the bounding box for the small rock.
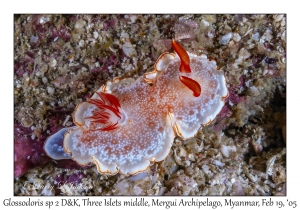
[220,145,236,158]
[233,33,241,42]
[47,86,55,95]
[122,41,137,57]
[220,33,232,45]
[93,31,99,39]
[49,58,57,67]
[79,40,85,48]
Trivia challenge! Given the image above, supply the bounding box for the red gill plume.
[86,92,122,131]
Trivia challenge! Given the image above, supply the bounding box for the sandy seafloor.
[14,14,286,195]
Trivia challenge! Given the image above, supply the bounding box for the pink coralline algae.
[14,123,49,178]
[14,51,36,76]
[50,25,71,42]
[55,172,86,186]
[103,19,116,31]
[14,109,87,178]
[44,40,228,175]
[14,123,87,178]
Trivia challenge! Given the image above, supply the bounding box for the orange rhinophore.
[44,39,228,175]
[172,39,191,73]
[179,76,201,97]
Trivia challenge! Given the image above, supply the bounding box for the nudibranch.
[44,39,228,175]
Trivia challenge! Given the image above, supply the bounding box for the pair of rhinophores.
[44,39,228,175]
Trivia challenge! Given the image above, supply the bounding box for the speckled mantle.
[14,14,286,196]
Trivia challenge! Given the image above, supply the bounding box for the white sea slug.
[44,39,228,175]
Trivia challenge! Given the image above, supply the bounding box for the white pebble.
[122,41,137,57]
[42,77,48,84]
[75,19,86,29]
[233,33,241,42]
[274,14,284,22]
[220,33,232,45]
[252,32,260,42]
[93,31,99,39]
[49,58,57,67]
[201,19,210,27]
[220,145,236,158]
[130,15,137,23]
[47,86,55,95]
[79,40,85,47]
